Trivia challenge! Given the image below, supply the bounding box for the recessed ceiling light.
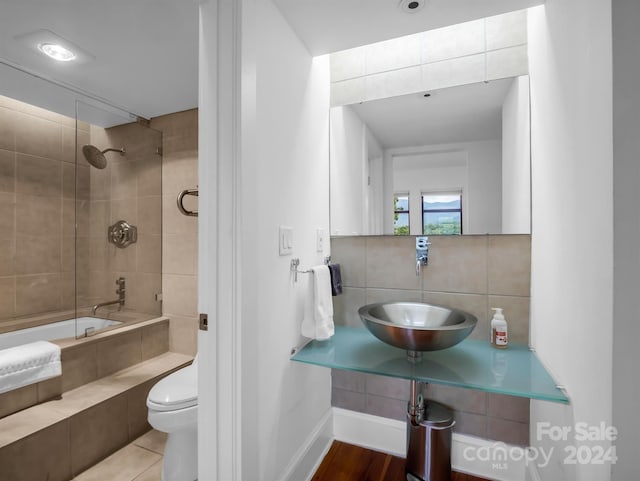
[38,43,76,62]
[14,29,94,64]
[398,0,427,13]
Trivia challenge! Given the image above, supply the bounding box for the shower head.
[82,144,125,169]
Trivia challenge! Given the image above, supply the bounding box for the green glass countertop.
[291,326,569,404]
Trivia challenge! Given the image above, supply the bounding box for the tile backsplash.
[330,234,531,446]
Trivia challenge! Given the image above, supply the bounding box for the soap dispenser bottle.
[490,308,508,349]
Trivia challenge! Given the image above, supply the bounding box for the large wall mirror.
[330,75,531,236]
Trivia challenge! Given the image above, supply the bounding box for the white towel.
[301,265,335,340]
[0,341,61,395]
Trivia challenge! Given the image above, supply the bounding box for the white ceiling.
[350,77,515,149]
[0,0,199,120]
[0,0,541,121]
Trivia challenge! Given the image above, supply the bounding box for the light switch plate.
[316,228,325,252]
[279,226,293,256]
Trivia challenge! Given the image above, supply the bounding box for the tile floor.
[72,429,167,481]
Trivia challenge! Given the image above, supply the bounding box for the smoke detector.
[398,0,427,13]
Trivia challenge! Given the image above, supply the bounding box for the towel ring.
[177,188,198,217]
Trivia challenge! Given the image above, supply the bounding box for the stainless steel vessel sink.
[358,302,477,354]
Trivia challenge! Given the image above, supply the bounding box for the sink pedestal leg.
[405,380,455,481]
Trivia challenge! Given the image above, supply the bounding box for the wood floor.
[312,441,489,481]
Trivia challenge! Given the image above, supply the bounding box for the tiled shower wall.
[330,234,531,446]
[150,110,199,356]
[0,95,89,324]
[86,122,163,317]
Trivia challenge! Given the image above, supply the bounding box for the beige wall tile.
[134,273,162,315]
[168,315,198,356]
[330,77,366,107]
[141,320,169,360]
[364,66,423,102]
[110,161,137,200]
[332,287,365,327]
[151,109,198,155]
[487,235,531,296]
[163,193,197,236]
[365,373,410,400]
[0,193,15,242]
[37,376,62,402]
[331,369,366,393]
[89,200,109,236]
[487,393,529,423]
[488,295,530,344]
[365,34,422,75]
[422,19,485,63]
[487,417,529,446]
[138,196,162,236]
[127,380,156,440]
[365,394,407,421]
[16,193,61,237]
[366,236,422,290]
[70,394,129,476]
[0,277,15,318]
[486,10,528,50]
[422,54,485,92]
[62,162,75,199]
[332,387,366,412]
[0,107,16,151]
[15,235,61,275]
[61,344,98,392]
[423,291,488,341]
[16,153,62,197]
[96,330,142,378]
[330,237,366,287]
[15,274,61,316]
[330,46,366,82]
[163,234,197,275]
[163,274,198,318]
[14,112,63,160]
[161,151,198,196]
[109,242,138,274]
[486,45,528,81]
[0,149,15,192]
[0,238,16,277]
[110,197,137,225]
[0,419,71,481]
[453,411,487,438]
[137,235,162,274]
[423,236,488,294]
[426,384,487,415]
[365,288,422,305]
[0,384,38,418]
[89,164,110,201]
[137,157,162,197]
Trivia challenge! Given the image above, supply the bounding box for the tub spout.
[92,299,124,316]
[93,277,126,316]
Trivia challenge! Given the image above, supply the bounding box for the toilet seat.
[147,364,198,412]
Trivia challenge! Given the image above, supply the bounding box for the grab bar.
[177,188,198,217]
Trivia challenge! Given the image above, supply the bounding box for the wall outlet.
[279,226,293,256]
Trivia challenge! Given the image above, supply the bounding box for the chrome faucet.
[415,236,431,276]
[93,277,126,316]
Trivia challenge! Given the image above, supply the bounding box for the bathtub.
[0,317,121,351]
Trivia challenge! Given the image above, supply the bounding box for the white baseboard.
[278,408,333,481]
[332,407,527,481]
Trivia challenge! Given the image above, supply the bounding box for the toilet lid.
[147,364,198,411]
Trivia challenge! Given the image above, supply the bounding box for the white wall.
[254,1,332,479]
[330,106,367,235]
[386,140,501,235]
[502,76,531,234]
[612,1,640,479]
[198,1,331,479]
[528,2,613,481]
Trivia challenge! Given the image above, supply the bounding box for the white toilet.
[147,357,198,481]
